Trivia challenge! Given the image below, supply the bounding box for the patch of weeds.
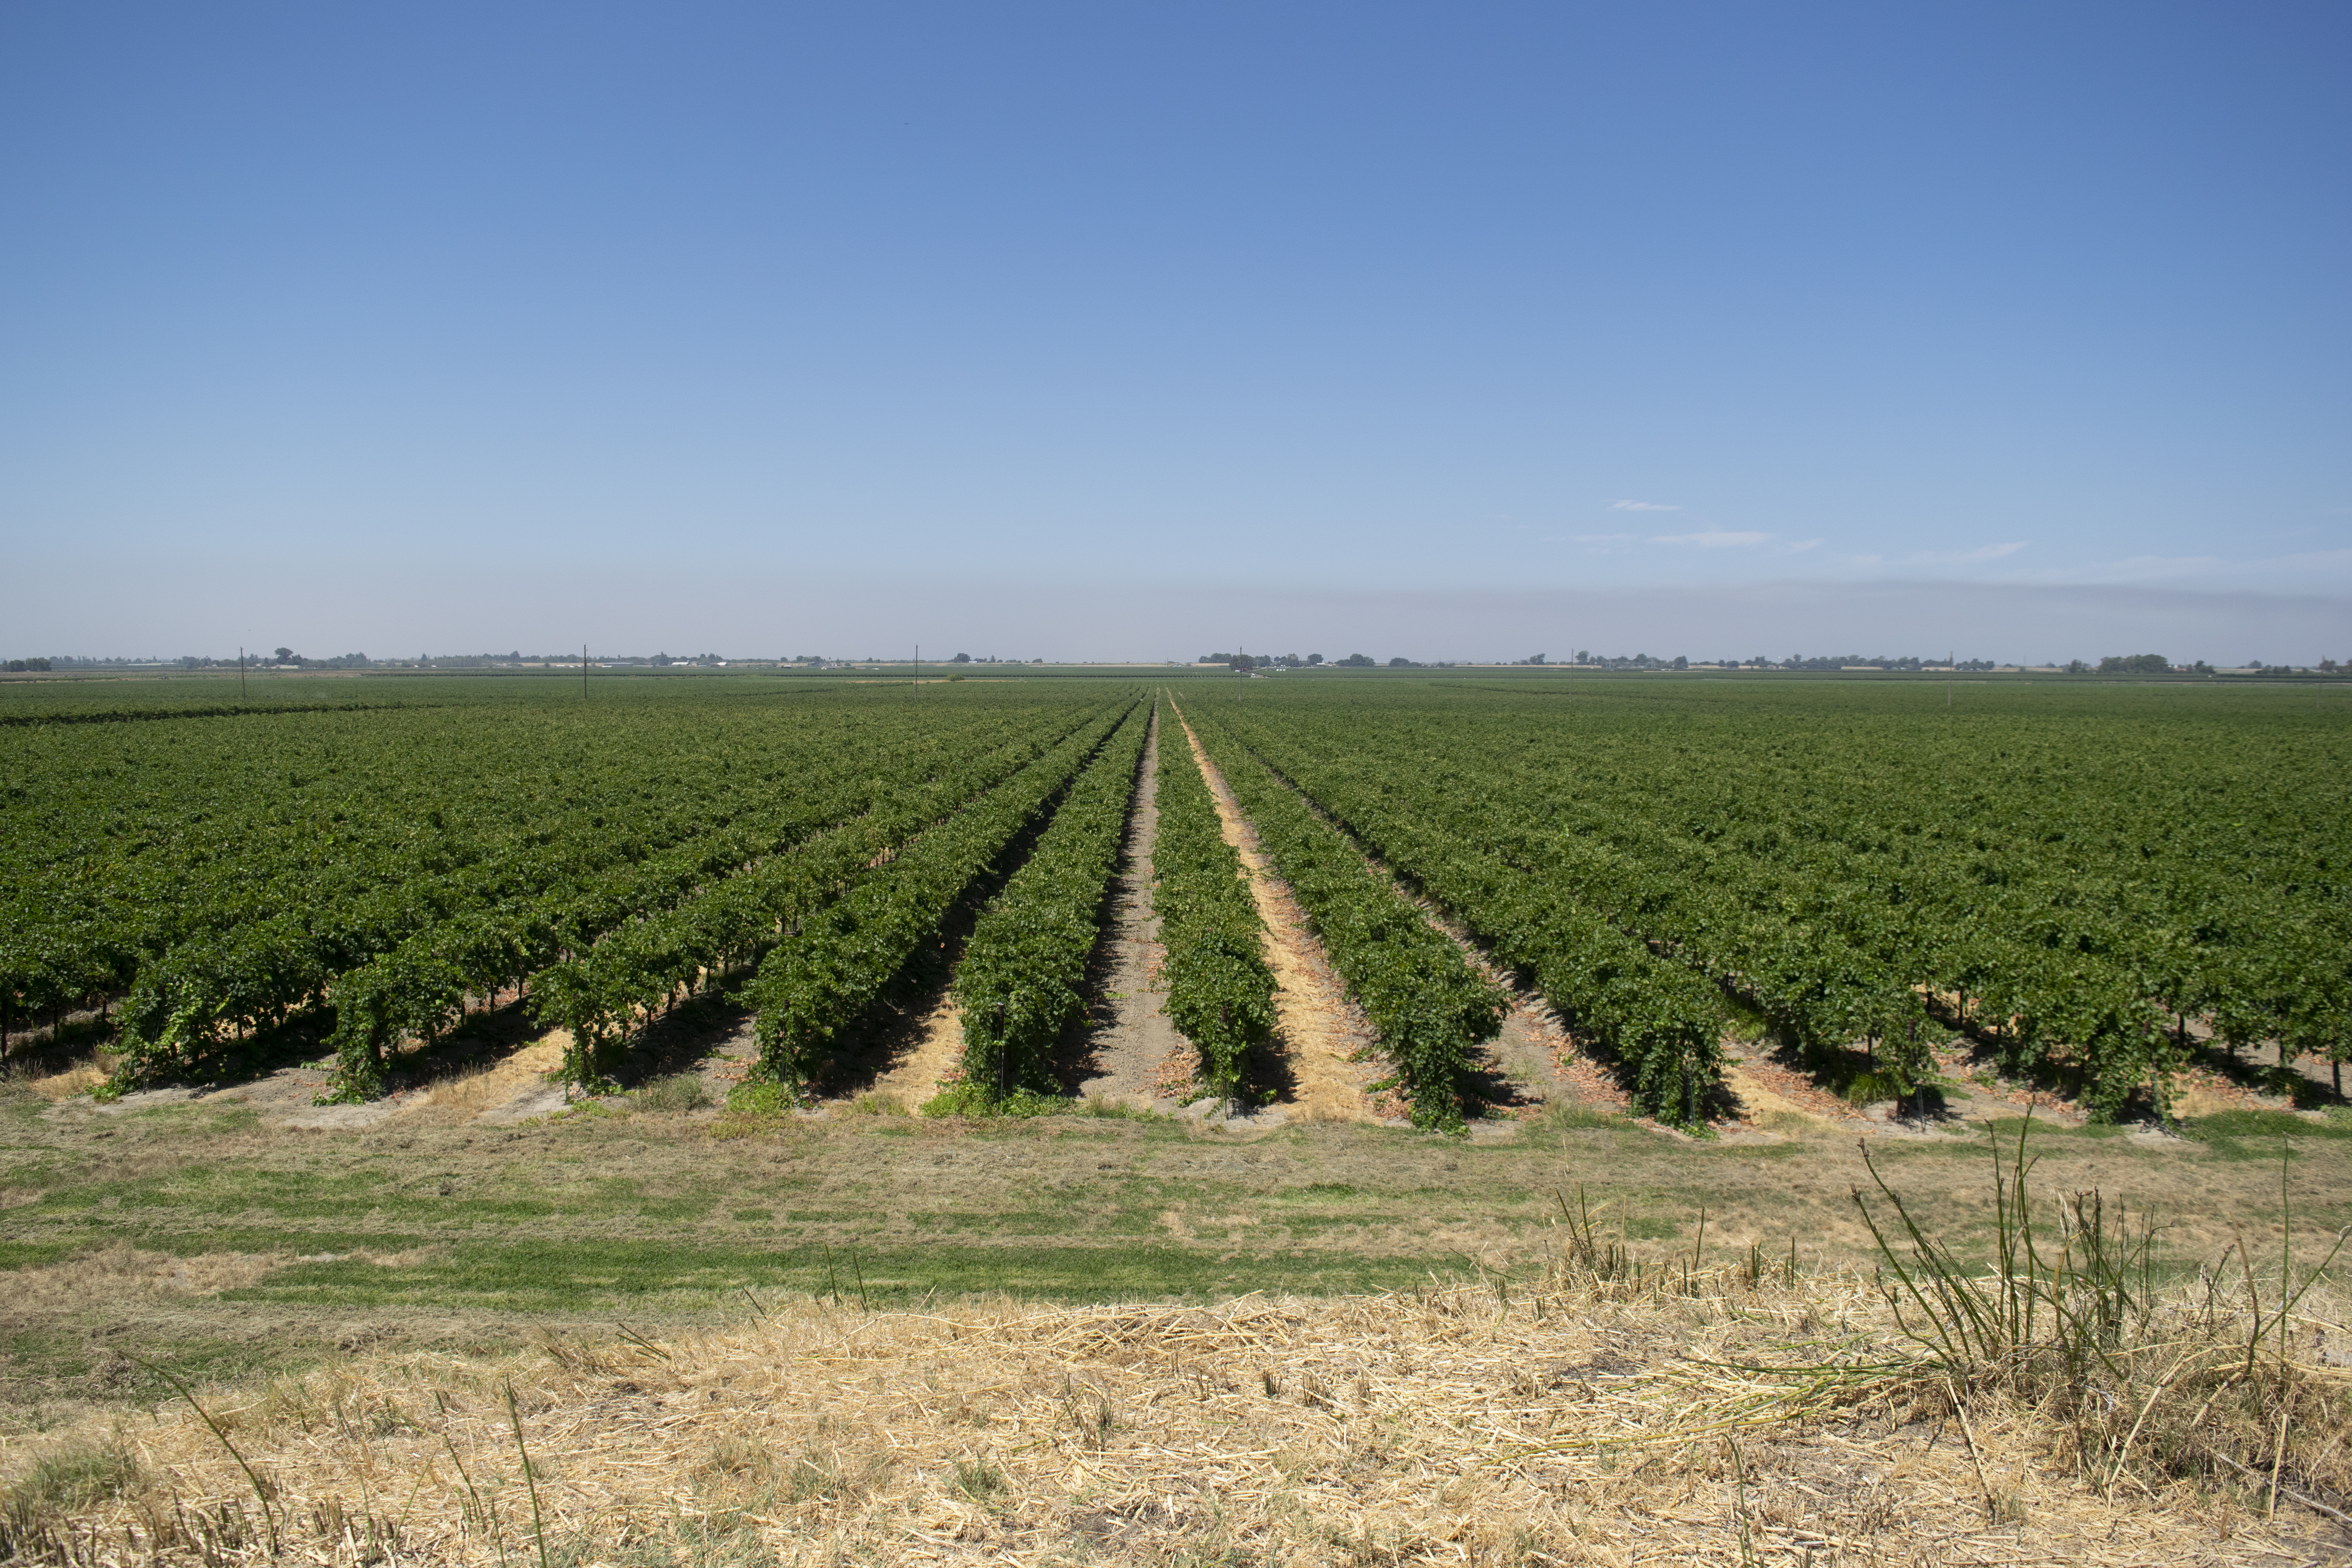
[920,1083,1076,1118]
[221,1236,1433,1311]
[122,1101,260,1134]
[1532,1100,1631,1132]
[779,1446,859,1504]
[721,1082,793,1118]
[2182,1107,2352,1143]
[2,1437,142,1541]
[847,1091,909,1116]
[1846,1112,2352,1512]
[2178,1106,2352,1160]
[1719,994,1774,1042]
[0,1241,76,1270]
[1840,1069,1905,1107]
[635,1074,715,1114]
[951,1456,1006,1500]
[1976,1114,2129,1146]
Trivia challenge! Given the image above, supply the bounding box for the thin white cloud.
[1571,532,1642,545]
[1609,499,1680,512]
[1774,538,1825,554]
[1652,529,1771,548]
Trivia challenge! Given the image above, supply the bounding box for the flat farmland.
[4,668,2350,1564]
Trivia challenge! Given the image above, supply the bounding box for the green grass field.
[6,1072,2348,1424]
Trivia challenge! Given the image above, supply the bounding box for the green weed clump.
[635,1073,715,1114]
[921,1083,1074,1119]
[951,1457,1007,1500]
[722,1081,793,1118]
[1841,1068,1906,1107]
[2,1438,142,1534]
[1851,1114,2352,1514]
[0,1437,164,1566]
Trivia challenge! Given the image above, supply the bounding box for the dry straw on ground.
[7,1241,2348,1568]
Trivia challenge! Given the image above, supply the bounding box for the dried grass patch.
[416,1039,566,1120]
[12,1058,108,1103]
[1,1244,294,1318]
[5,1264,2340,1566]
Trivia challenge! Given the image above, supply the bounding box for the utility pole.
[238,646,245,699]
[914,643,919,692]
[583,642,589,698]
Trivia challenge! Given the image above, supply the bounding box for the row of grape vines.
[1,685,1138,1097]
[1191,680,2351,1119]
[336,702,1127,1096]
[1149,709,1278,1107]
[943,701,1154,1105]
[746,699,1144,1099]
[5,695,992,1039]
[136,721,1029,1091]
[1183,703,1508,1131]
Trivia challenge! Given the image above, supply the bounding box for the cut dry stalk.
[1945,1375,1997,1522]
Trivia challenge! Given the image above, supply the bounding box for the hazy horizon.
[12,574,2345,671]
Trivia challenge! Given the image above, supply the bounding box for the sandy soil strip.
[1071,705,1190,1109]
[1170,705,1377,1123]
[448,1035,571,1123]
[865,994,964,1108]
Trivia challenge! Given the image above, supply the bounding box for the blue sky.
[4,2,2346,662]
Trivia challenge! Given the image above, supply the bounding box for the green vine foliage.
[529,703,1123,1092]
[49,694,1086,1094]
[747,700,1142,1100]
[1201,714,1730,1126]
[87,701,1109,1100]
[948,703,1151,1105]
[25,675,2348,1123]
[1151,710,1277,1106]
[1187,706,1506,1133]
[1190,682,2330,1122]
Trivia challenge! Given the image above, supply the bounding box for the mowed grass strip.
[223,1237,1440,1311]
[9,1080,2352,1398]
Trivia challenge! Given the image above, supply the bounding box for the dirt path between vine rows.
[1067,705,1192,1111]
[1171,706,1380,1124]
[861,997,962,1109]
[1180,715,1588,1135]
